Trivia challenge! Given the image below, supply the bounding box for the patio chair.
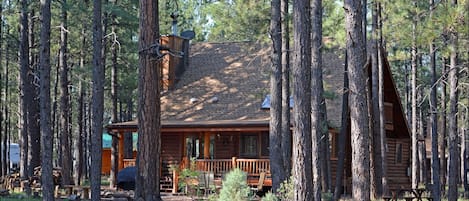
[204,172,216,196]
[195,171,207,197]
[250,172,266,199]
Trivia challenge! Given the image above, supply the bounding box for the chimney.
[170,12,178,36]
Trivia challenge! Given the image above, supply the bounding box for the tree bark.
[447,2,459,198]
[0,0,2,177]
[411,0,419,187]
[378,3,388,194]
[292,0,313,200]
[27,9,41,178]
[370,0,383,198]
[134,0,162,200]
[280,0,291,179]
[59,0,72,185]
[269,0,285,192]
[344,0,370,199]
[440,56,447,196]
[110,0,119,187]
[124,99,134,159]
[39,0,54,199]
[19,0,30,180]
[311,0,324,199]
[333,50,349,201]
[74,81,84,185]
[91,0,104,199]
[428,29,440,197]
[2,37,9,176]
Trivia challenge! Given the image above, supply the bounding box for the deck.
[123,157,272,192]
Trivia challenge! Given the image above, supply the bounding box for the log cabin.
[106,36,412,193]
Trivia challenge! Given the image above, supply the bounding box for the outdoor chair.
[250,172,266,199]
[196,171,207,197]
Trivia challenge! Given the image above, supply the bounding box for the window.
[261,132,269,157]
[395,143,402,164]
[240,134,258,158]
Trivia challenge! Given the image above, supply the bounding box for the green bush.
[178,158,200,192]
[218,169,250,201]
[277,176,294,201]
[262,192,279,201]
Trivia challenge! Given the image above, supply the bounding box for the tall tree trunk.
[124,99,134,159]
[419,106,426,184]
[81,23,89,180]
[429,1,440,196]
[292,0,313,200]
[370,0,383,198]
[461,110,467,197]
[378,3,388,193]
[39,0,54,199]
[447,1,459,198]
[333,51,349,201]
[463,109,469,198]
[440,56,447,196]
[19,0,30,180]
[59,0,72,185]
[2,38,9,176]
[269,0,285,192]
[27,9,41,177]
[91,0,104,199]
[135,0,162,200]
[110,0,119,187]
[311,0,324,198]
[0,0,4,177]
[280,0,291,179]
[405,61,411,125]
[74,81,84,186]
[411,0,419,187]
[344,0,370,200]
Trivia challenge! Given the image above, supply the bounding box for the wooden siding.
[386,137,411,190]
[329,136,411,193]
[161,133,183,177]
[214,133,239,159]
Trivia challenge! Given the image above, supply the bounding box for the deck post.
[232,157,237,169]
[118,131,125,170]
[204,132,210,159]
[172,168,179,193]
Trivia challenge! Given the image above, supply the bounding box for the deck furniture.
[250,172,266,199]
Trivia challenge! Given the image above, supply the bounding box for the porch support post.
[172,168,179,193]
[204,132,210,159]
[232,157,237,169]
[118,131,125,170]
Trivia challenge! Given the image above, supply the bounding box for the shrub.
[262,192,279,201]
[218,169,250,201]
[277,176,293,201]
[178,158,200,192]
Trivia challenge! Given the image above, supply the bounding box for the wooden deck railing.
[182,157,270,176]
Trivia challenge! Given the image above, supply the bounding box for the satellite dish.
[180,30,195,40]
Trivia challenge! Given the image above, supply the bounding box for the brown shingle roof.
[161,42,271,122]
[160,41,346,128]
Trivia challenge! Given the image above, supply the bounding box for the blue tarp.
[103,133,138,149]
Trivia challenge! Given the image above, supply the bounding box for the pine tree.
[344,0,370,199]
[134,0,163,200]
[91,0,104,199]
[292,0,313,200]
[39,0,54,199]
[269,0,285,192]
